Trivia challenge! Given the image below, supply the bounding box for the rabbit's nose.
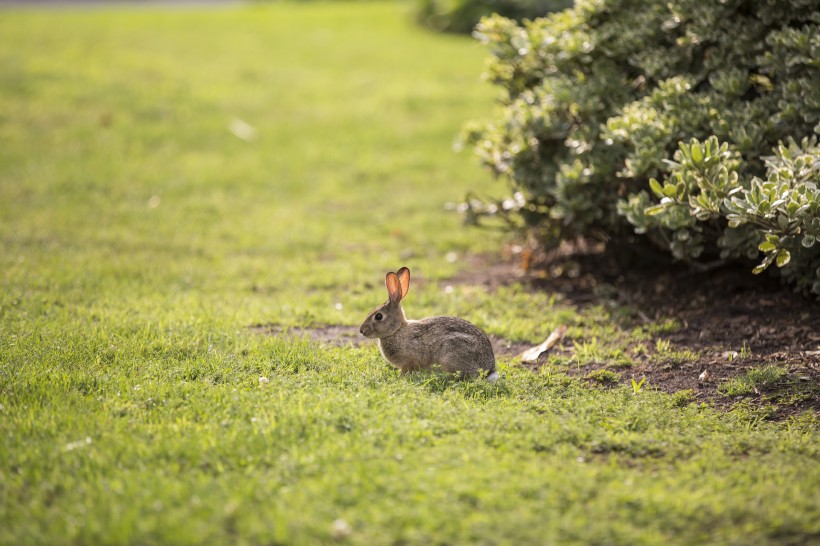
[359,326,364,335]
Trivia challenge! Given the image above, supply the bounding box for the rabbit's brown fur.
[359,267,497,380]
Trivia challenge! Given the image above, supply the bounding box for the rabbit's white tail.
[486,371,500,383]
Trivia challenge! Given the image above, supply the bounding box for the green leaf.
[758,241,776,252]
[753,252,776,274]
[645,204,668,216]
[649,178,664,198]
[802,235,816,248]
[775,248,791,267]
[691,142,703,165]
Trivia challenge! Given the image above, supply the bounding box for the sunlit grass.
[1,3,818,545]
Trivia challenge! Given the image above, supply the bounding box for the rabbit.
[359,266,498,381]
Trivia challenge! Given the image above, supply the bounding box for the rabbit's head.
[359,267,410,339]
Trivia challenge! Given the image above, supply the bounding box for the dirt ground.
[457,244,819,418]
[254,246,819,419]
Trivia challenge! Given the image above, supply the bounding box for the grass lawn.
[1,2,818,545]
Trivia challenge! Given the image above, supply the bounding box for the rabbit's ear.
[397,267,410,299]
[386,272,403,304]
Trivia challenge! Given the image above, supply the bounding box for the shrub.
[463,0,820,295]
[621,136,820,294]
[417,0,572,34]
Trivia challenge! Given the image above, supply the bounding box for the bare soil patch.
[250,323,532,359]
[474,242,819,418]
[250,324,369,348]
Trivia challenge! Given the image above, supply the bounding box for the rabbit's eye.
[374,313,383,321]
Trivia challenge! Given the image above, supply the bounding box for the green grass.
[1,3,819,545]
[584,368,622,384]
[719,366,789,397]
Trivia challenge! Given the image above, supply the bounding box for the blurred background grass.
[0,1,503,331]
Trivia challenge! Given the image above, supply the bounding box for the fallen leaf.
[698,370,712,382]
[331,519,352,539]
[65,436,92,451]
[520,325,567,364]
[228,117,258,142]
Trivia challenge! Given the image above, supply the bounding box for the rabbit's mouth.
[360,323,388,339]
